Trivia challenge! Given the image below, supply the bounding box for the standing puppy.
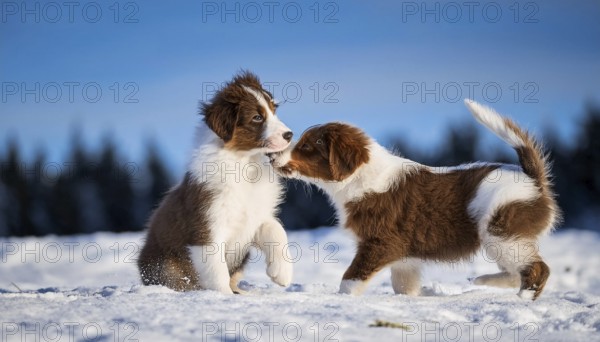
[138,71,294,293]
[271,100,559,300]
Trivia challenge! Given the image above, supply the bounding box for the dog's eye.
[316,139,323,145]
[301,143,311,151]
[252,114,263,123]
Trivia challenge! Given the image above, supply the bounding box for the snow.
[1,228,600,342]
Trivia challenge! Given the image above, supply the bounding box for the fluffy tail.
[464,99,550,192]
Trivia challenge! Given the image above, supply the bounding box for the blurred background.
[1,0,599,237]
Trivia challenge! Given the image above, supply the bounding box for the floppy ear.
[327,124,370,181]
[200,70,262,142]
[201,79,247,141]
[201,100,238,142]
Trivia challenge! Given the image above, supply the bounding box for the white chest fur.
[188,125,283,259]
[206,159,281,244]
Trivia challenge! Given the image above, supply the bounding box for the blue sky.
[1,0,599,175]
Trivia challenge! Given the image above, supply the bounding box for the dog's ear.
[201,99,238,142]
[201,78,249,141]
[200,71,262,142]
[327,124,370,181]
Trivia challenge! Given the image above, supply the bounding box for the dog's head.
[201,71,292,153]
[271,122,370,181]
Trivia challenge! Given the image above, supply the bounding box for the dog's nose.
[282,131,293,142]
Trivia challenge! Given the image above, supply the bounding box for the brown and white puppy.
[138,71,294,293]
[271,100,560,300]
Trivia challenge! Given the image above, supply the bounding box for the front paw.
[267,259,293,287]
[339,279,366,295]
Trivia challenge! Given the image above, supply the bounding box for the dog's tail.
[464,99,551,192]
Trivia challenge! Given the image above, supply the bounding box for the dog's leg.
[390,259,421,296]
[473,271,521,288]
[479,235,549,299]
[339,241,395,295]
[188,244,233,294]
[228,253,250,294]
[254,218,293,287]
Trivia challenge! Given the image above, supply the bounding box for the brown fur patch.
[504,117,560,223]
[520,260,550,300]
[225,100,269,150]
[488,196,555,239]
[137,173,249,291]
[285,123,370,181]
[342,166,498,280]
[503,118,547,183]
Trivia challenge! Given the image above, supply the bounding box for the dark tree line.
[1,106,599,237]
[0,135,172,237]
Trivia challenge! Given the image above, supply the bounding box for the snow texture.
[1,228,599,341]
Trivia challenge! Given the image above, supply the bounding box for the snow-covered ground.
[1,228,599,342]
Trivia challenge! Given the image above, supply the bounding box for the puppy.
[271,100,559,300]
[138,71,294,293]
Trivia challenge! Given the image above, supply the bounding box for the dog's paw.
[517,289,536,300]
[267,259,292,287]
[338,279,366,295]
[232,288,248,295]
[230,282,248,295]
[472,276,485,285]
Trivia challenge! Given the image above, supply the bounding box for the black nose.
[283,131,293,142]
